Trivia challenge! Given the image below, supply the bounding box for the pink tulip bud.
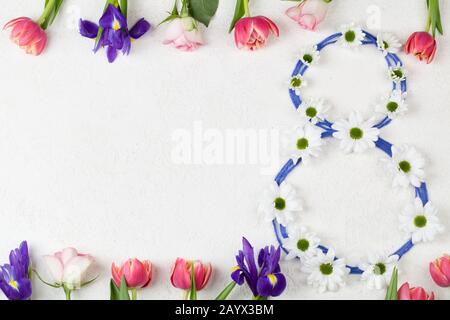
[170,258,212,291]
[234,16,279,51]
[404,31,437,64]
[286,0,330,31]
[3,17,47,56]
[111,258,153,289]
[398,282,435,300]
[163,17,204,52]
[429,255,450,288]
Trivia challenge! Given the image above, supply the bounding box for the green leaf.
[385,267,398,300]
[119,274,130,300]
[110,279,120,300]
[189,0,219,27]
[189,265,197,300]
[119,0,128,19]
[229,0,246,32]
[215,281,237,300]
[160,0,180,26]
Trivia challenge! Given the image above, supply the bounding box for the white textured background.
[0,0,449,300]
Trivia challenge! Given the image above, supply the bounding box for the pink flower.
[43,247,95,290]
[3,17,47,56]
[429,255,450,288]
[404,32,437,64]
[111,258,152,289]
[170,258,212,291]
[234,16,279,51]
[286,0,330,31]
[163,17,203,52]
[398,282,435,300]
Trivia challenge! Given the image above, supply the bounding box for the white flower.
[282,123,324,164]
[332,112,380,153]
[298,47,320,66]
[290,74,307,96]
[258,181,303,227]
[359,253,399,290]
[283,227,321,261]
[375,90,408,119]
[389,63,407,82]
[384,144,425,188]
[298,98,330,124]
[301,249,349,293]
[399,198,444,244]
[377,33,402,55]
[339,23,365,48]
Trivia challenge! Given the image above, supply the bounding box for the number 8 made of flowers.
[258,24,444,293]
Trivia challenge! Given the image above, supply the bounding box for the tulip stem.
[243,0,251,17]
[37,0,58,29]
[130,288,137,300]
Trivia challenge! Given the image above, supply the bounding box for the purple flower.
[231,238,286,299]
[79,4,150,63]
[0,241,32,300]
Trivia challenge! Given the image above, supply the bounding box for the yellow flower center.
[9,279,19,290]
[113,19,121,31]
[267,274,277,286]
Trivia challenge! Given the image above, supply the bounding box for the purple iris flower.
[79,4,150,63]
[231,237,286,298]
[0,241,32,300]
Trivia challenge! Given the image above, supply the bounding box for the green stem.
[37,0,58,27]
[252,295,267,300]
[181,0,190,17]
[130,288,137,300]
[243,0,251,17]
[215,281,237,300]
[119,0,128,19]
[63,287,72,300]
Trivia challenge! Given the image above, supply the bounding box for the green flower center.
[291,77,302,88]
[392,69,403,79]
[274,197,286,211]
[345,30,356,42]
[398,160,411,173]
[320,263,334,275]
[296,138,309,150]
[386,101,399,112]
[303,54,313,64]
[305,107,318,118]
[373,263,387,275]
[349,127,363,140]
[296,239,310,252]
[383,41,389,49]
[414,215,427,228]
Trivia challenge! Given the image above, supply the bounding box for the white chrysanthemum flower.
[399,198,444,244]
[389,63,407,82]
[375,90,408,119]
[377,33,402,55]
[384,144,425,188]
[298,98,330,124]
[339,23,365,48]
[290,74,307,96]
[283,227,321,261]
[282,123,324,164]
[332,112,380,153]
[301,249,349,293]
[298,47,320,66]
[359,253,399,290]
[258,181,303,227]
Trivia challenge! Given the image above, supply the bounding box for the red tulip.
[398,282,435,300]
[429,255,450,287]
[404,32,437,64]
[111,258,152,289]
[3,17,47,56]
[170,258,212,291]
[234,16,279,51]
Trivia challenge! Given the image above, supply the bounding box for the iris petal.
[129,18,151,39]
[79,19,99,39]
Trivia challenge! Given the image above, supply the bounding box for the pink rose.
[163,17,204,52]
[286,0,330,31]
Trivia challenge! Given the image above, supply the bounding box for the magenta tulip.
[404,32,437,64]
[398,282,435,300]
[234,16,279,51]
[111,258,152,289]
[3,17,47,55]
[429,255,450,288]
[170,258,212,291]
[286,0,330,31]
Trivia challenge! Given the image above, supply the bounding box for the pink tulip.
[286,0,330,31]
[111,258,152,289]
[3,17,47,56]
[398,282,435,300]
[429,255,450,287]
[163,17,203,52]
[234,16,279,51]
[170,258,212,291]
[404,32,437,64]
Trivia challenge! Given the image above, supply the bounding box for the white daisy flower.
[258,181,303,227]
[389,63,407,82]
[283,227,321,261]
[339,23,365,48]
[290,74,307,96]
[298,98,330,124]
[298,47,320,66]
[359,253,399,290]
[375,90,408,119]
[332,112,380,153]
[282,123,324,164]
[377,33,402,55]
[301,249,349,293]
[384,144,425,188]
[399,198,444,244]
